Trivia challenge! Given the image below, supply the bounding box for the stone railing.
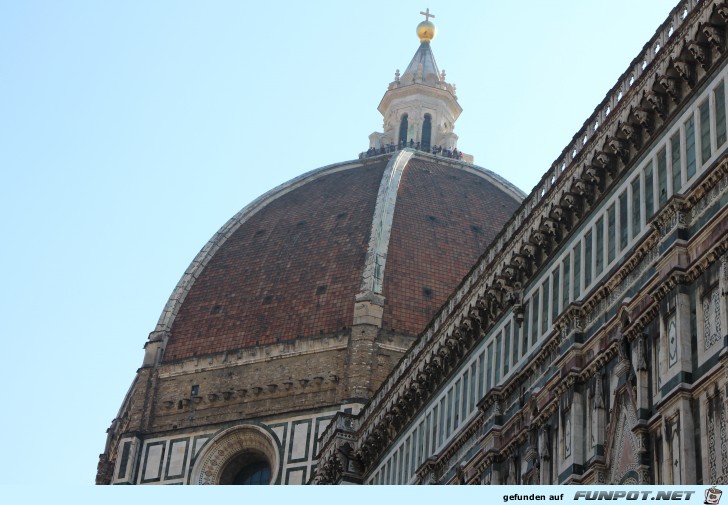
[360,143,465,160]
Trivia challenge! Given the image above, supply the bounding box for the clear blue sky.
[0,0,677,488]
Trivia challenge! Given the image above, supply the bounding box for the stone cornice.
[378,83,462,118]
[158,333,349,377]
[418,414,485,482]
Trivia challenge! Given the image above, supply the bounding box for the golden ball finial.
[417,20,436,42]
[417,8,436,42]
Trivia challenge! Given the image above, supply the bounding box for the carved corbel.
[372,426,388,446]
[702,24,724,54]
[540,216,561,243]
[485,289,503,314]
[572,179,595,206]
[355,445,371,468]
[607,135,630,164]
[477,296,495,327]
[404,383,417,405]
[549,203,564,222]
[582,164,602,186]
[687,40,710,70]
[383,413,397,437]
[425,358,442,382]
[452,326,465,344]
[644,91,667,119]
[594,150,615,173]
[503,264,518,282]
[520,242,538,261]
[529,229,547,249]
[618,121,642,150]
[447,335,463,357]
[494,273,514,292]
[467,306,483,335]
[389,404,405,431]
[458,319,474,346]
[671,59,695,87]
[632,108,654,135]
[399,395,414,416]
[718,3,728,24]
[437,344,453,367]
[658,75,682,104]
[511,252,530,275]
[560,192,583,219]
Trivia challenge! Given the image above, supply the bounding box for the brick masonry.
[382,157,522,335]
[164,162,387,361]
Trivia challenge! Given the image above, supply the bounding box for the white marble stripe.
[359,149,414,296]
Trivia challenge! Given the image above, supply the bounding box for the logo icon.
[705,486,722,505]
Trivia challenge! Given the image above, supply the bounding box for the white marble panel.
[287,468,305,485]
[290,422,310,461]
[144,444,164,481]
[167,440,187,478]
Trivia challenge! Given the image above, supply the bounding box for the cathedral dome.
[98,14,525,486]
[156,152,523,363]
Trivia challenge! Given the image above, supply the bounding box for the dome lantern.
[369,9,469,160]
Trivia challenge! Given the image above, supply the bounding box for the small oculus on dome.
[417,8,436,43]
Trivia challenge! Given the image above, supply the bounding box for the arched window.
[421,114,432,151]
[233,461,271,485]
[399,114,409,147]
[220,453,271,485]
[192,425,279,485]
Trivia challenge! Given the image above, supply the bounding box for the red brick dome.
[155,152,523,363]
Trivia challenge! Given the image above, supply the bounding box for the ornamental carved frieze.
[686,238,728,283]
[651,271,690,303]
[688,158,728,218]
[650,194,690,239]
[623,303,660,343]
